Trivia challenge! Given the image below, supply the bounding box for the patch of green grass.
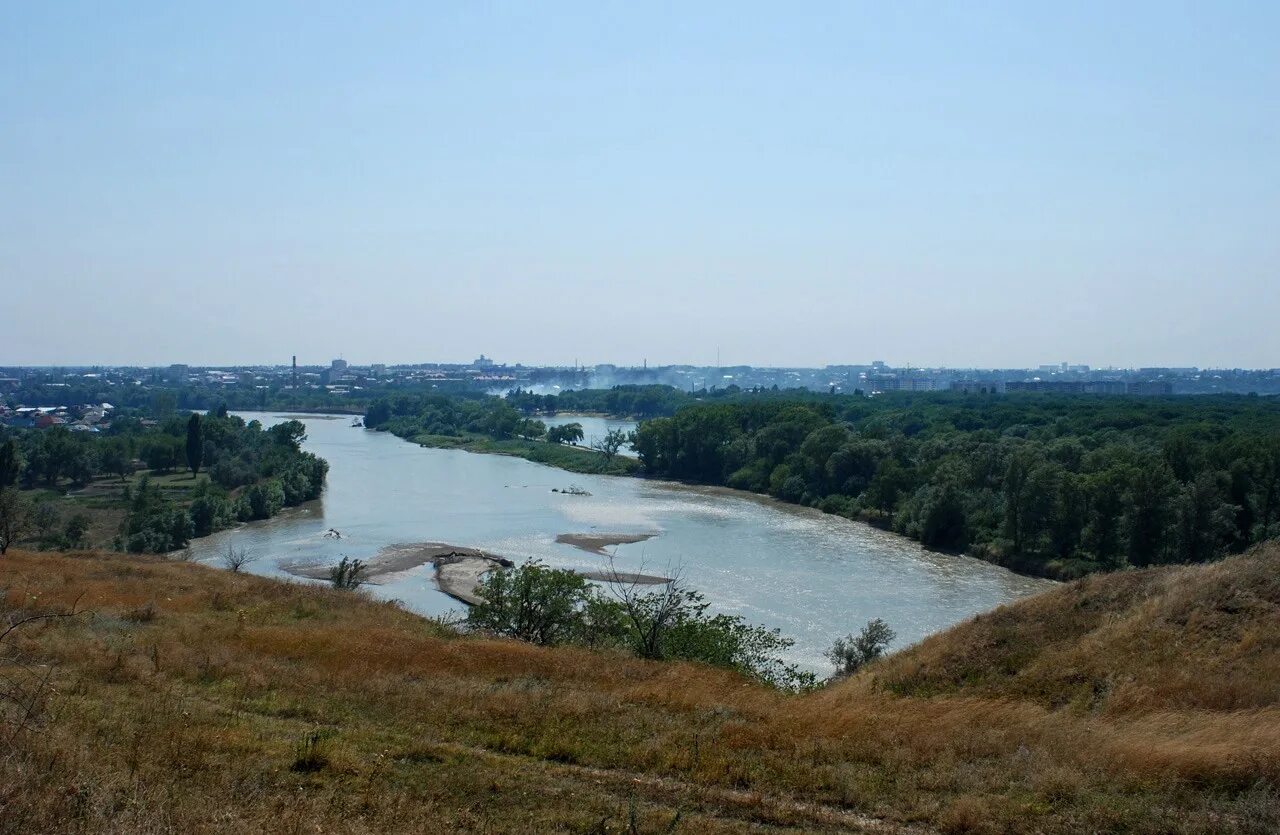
[17,471,210,552]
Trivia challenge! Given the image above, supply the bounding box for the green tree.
[142,435,182,473]
[118,475,192,553]
[268,420,307,451]
[591,428,630,463]
[364,400,392,429]
[1177,470,1238,564]
[1081,466,1129,568]
[0,488,31,555]
[1003,449,1057,554]
[99,438,133,481]
[238,480,285,520]
[826,438,888,497]
[546,423,585,445]
[31,501,60,543]
[515,418,546,440]
[25,429,83,486]
[1048,471,1088,559]
[186,413,203,475]
[467,561,593,645]
[188,480,233,536]
[1123,459,1180,566]
[797,424,852,493]
[62,512,91,549]
[899,481,969,551]
[0,439,20,488]
[864,459,912,515]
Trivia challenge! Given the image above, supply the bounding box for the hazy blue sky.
[3,2,1277,368]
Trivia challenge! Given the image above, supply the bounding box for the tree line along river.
[183,412,1053,672]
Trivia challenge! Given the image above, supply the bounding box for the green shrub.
[329,557,366,590]
[468,562,815,690]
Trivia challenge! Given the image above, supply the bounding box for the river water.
[185,412,1053,672]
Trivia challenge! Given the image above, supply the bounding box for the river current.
[184,412,1053,672]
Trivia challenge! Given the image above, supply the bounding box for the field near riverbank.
[3,545,1278,833]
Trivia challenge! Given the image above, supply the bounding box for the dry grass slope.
[2,545,1278,833]
[874,547,1280,712]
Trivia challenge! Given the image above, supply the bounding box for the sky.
[2,2,1277,369]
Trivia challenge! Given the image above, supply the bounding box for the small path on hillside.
[402,737,931,833]
[216,687,928,832]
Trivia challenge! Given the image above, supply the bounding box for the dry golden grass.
[2,545,1278,833]
[873,546,1280,714]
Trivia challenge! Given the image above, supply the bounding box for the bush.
[188,481,234,536]
[329,557,366,590]
[817,494,854,517]
[62,513,90,549]
[291,730,332,772]
[141,435,183,473]
[467,560,592,646]
[238,480,285,521]
[221,541,257,573]
[613,582,815,690]
[468,562,816,690]
[31,501,60,544]
[826,618,896,678]
[210,457,255,489]
[117,476,193,554]
[777,475,807,503]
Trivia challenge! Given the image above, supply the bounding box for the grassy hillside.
[874,551,1280,713]
[2,547,1278,833]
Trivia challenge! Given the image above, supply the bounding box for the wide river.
[186,412,1053,672]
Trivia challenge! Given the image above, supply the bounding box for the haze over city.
[4,2,1278,368]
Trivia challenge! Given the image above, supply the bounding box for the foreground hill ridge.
[872,547,1280,713]
[2,546,1278,833]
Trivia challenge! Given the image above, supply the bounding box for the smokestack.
[292,355,297,388]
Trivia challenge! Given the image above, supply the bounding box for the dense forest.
[632,394,1280,578]
[370,386,1280,579]
[0,414,327,554]
[505,383,842,418]
[366,392,545,439]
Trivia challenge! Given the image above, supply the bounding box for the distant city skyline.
[9,355,1278,397]
[1,356,1273,373]
[3,4,1277,368]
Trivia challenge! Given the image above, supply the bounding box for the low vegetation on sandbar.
[364,393,641,475]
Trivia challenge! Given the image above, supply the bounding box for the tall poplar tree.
[0,439,19,488]
[186,413,203,476]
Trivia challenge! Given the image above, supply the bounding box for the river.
[185,412,1053,672]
